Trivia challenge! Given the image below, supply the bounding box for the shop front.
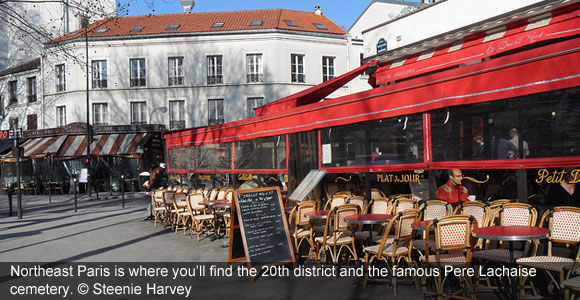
[164,3,580,207]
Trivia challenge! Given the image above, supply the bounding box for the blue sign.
[377,38,387,53]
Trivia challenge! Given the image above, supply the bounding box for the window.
[250,20,263,27]
[211,22,224,28]
[27,77,37,102]
[313,23,328,30]
[169,100,185,129]
[208,99,224,125]
[130,26,144,32]
[56,106,66,127]
[130,58,146,87]
[207,55,223,84]
[95,27,109,34]
[166,24,180,31]
[291,54,305,83]
[9,117,18,129]
[247,97,264,118]
[130,102,146,124]
[284,20,298,27]
[26,114,37,130]
[168,57,184,86]
[91,60,107,88]
[56,64,66,92]
[322,56,335,82]
[92,103,108,125]
[8,80,17,104]
[246,54,263,83]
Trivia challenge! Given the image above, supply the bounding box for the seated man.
[437,169,469,205]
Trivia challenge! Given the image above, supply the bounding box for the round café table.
[412,220,434,231]
[305,210,332,220]
[199,200,229,241]
[473,226,550,298]
[345,214,393,244]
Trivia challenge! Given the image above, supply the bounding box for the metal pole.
[8,189,13,216]
[74,176,78,212]
[48,156,52,203]
[121,175,125,208]
[14,136,22,219]
[84,18,91,199]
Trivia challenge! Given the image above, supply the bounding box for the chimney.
[314,5,322,15]
[179,0,195,13]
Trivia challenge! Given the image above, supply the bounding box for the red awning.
[375,3,580,85]
[254,60,378,116]
[58,133,149,157]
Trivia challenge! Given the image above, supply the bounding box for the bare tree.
[0,0,121,69]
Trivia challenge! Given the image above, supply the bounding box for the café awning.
[6,135,67,158]
[58,133,150,157]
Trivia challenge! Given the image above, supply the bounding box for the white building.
[0,0,117,69]
[347,0,425,94]
[1,8,359,131]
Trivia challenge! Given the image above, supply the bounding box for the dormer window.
[130,26,144,32]
[313,23,328,30]
[166,24,181,31]
[250,20,263,27]
[211,22,224,28]
[94,27,109,34]
[283,20,298,27]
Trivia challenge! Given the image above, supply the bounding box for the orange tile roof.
[49,9,346,44]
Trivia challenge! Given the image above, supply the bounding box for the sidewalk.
[0,192,224,262]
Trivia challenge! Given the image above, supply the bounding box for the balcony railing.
[92,79,107,89]
[28,95,37,103]
[131,121,147,125]
[207,75,223,84]
[170,120,186,129]
[56,83,66,92]
[130,78,146,87]
[9,98,17,105]
[246,73,264,83]
[291,74,305,83]
[169,76,184,86]
[208,118,224,126]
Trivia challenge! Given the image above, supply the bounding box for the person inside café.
[437,169,469,205]
[546,167,580,207]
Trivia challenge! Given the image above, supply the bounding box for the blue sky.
[118,0,418,30]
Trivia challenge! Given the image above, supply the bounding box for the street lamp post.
[82,15,92,198]
[149,106,168,125]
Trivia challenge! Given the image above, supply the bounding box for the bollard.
[7,189,13,216]
[74,178,78,212]
[121,175,125,208]
[48,181,51,204]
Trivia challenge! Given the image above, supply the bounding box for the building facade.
[2,8,355,133]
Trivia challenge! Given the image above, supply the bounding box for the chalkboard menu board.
[233,187,295,267]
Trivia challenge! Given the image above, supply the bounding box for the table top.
[473,226,550,241]
[199,200,228,206]
[305,210,331,219]
[213,203,231,209]
[412,220,434,231]
[344,214,393,225]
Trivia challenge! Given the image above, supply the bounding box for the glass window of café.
[320,114,424,167]
[195,143,232,170]
[431,87,580,161]
[168,146,195,171]
[234,135,286,170]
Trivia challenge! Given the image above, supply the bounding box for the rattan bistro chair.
[363,209,419,296]
[420,215,478,300]
[173,192,190,234]
[289,200,317,259]
[413,200,453,255]
[315,204,360,264]
[517,206,580,299]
